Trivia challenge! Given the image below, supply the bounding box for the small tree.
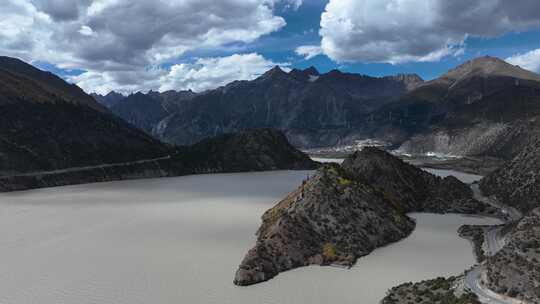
[322,243,337,259]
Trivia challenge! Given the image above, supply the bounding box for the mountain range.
[91,89,197,134]
[392,56,540,160]
[95,56,540,164]
[94,67,423,148]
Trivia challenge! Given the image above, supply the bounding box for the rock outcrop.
[234,148,491,286]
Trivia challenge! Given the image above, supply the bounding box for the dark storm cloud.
[32,0,91,21]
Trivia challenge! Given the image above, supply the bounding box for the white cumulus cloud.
[507,49,540,73]
[295,45,323,60]
[285,0,303,11]
[71,53,289,95]
[160,53,289,93]
[317,0,540,64]
[0,0,293,93]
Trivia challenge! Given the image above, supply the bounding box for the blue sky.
[225,1,540,80]
[6,0,540,93]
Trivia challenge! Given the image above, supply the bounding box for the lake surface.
[0,170,499,304]
[423,168,484,184]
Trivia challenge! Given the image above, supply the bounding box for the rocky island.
[234,148,493,286]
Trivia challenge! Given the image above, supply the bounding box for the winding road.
[2,155,172,177]
[464,184,527,304]
[465,267,525,304]
[471,184,522,222]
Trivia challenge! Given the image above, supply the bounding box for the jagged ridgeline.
[93,56,540,163]
[234,148,495,286]
[92,66,423,148]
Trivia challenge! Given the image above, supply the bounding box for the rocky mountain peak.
[385,73,424,90]
[106,91,124,98]
[289,66,320,81]
[443,55,540,82]
[259,65,288,80]
[91,91,126,108]
[303,66,320,76]
[326,69,343,77]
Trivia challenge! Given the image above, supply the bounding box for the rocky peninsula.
[234,148,493,286]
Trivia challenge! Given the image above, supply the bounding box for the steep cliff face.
[234,148,490,286]
[485,208,540,303]
[480,137,540,213]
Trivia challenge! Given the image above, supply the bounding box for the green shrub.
[322,243,337,259]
